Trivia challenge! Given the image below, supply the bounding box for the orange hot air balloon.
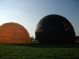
[0,22,31,44]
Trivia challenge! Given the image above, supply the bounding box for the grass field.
[0,44,79,59]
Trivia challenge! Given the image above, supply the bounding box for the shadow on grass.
[26,43,79,48]
[3,42,79,48]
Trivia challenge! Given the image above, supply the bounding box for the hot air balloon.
[0,22,31,44]
[35,14,76,43]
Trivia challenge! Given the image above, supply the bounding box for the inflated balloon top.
[0,22,31,44]
[35,14,76,43]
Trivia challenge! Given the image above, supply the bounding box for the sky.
[0,0,79,37]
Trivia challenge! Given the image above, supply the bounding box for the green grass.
[0,44,79,59]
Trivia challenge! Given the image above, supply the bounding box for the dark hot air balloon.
[35,14,76,43]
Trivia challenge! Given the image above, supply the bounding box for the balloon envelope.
[35,14,76,43]
[0,22,31,44]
